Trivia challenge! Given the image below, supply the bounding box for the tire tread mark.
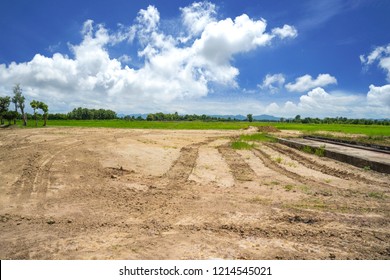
[218,144,256,182]
[268,143,388,187]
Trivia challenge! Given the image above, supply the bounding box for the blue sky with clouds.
[0,0,389,118]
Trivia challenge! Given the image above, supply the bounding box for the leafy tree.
[11,95,18,112]
[39,101,49,126]
[13,84,27,126]
[30,100,39,127]
[0,96,11,125]
[294,115,301,123]
[146,113,155,121]
[11,94,18,124]
[66,107,117,120]
[247,114,253,122]
[4,111,19,125]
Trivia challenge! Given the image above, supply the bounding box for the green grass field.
[12,119,390,136]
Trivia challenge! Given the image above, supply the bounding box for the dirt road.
[0,127,389,259]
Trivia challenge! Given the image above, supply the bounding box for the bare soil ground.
[0,127,389,260]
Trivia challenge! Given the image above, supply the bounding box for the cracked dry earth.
[0,127,389,260]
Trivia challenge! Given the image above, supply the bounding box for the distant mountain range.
[117,113,148,119]
[117,113,281,121]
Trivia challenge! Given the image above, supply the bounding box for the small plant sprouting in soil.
[363,166,371,171]
[368,192,386,199]
[287,162,297,167]
[284,185,294,191]
[274,156,283,164]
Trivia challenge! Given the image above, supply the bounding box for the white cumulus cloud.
[259,73,285,93]
[264,86,389,118]
[285,73,337,92]
[180,1,217,37]
[360,44,390,82]
[272,24,298,39]
[367,84,390,108]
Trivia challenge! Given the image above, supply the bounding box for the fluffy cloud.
[180,1,216,37]
[0,2,297,113]
[367,84,390,107]
[285,73,337,92]
[272,24,298,39]
[259,73,285,93]
[360,44,390,82]
[265,86,389,118]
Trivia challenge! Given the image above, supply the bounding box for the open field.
[15,119,390,136]
[0,126,389,259]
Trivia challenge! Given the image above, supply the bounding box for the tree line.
[143,112,389,125]
[283,115,389,125]
[145,112,241,121]
[0,84,48,127]
[48,107,117,120]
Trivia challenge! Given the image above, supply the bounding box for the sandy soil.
[0,127,389,260]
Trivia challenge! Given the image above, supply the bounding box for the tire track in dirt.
[33,141,83,199]
[218,144,256,182]
[252,146,335,190]
[164,140,214,185]
[10,150,42,202]
[267,143,389,187]
[84,140,213,221]
[12,141,82,205]
[254,145,388,201]
[164,146,199,185]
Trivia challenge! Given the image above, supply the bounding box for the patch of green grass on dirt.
[231,141,254,150]
[239,133,277,142]
[368,192,386,199]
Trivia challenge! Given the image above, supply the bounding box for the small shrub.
[363,166,371,171]
[315,145,326,157]
[274,156,283,163]
[302,146,313,154]
[284,185,294,191]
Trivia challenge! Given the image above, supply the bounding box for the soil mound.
[257,126,280,133]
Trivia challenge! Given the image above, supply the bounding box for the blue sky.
[0,0,389,118]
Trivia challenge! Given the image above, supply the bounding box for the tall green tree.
[30,100,39,127]
[247,114,253,122]
[0,96,11,125]
[13,84,27,126]
[38,101,49,126]
[11,95,18,125]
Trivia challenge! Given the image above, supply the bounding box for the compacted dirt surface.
[0,127,389,260]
